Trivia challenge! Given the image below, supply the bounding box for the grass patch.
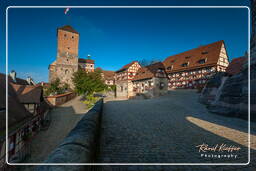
[83,95,100,109]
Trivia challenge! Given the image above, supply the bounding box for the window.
[167,66,173,70]
[65,69,68,74]
[198,59,206,64]
[64,34,67,37]
[72,36,74,39]
[181,62,189,67]
[185,56,191,59]
[201,51,208,55]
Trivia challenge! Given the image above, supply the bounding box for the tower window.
[64,34,67,37]
[65,69,68,74]
[72,36,74,39]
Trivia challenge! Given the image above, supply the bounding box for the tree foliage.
[72,69,107,96]
[138,58,160,67]
[45,78,67,96]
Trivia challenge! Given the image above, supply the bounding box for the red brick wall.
[57,29,79,57]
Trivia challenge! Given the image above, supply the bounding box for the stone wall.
[36,99,103,171]
[115,80,128,98]
[46,92,76,106]
[199,65,256,121]
[132,77,168,99]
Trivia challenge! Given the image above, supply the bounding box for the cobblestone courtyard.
[99,90,256,170]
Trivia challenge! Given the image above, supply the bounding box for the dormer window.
[181,62,189,67]
[185,56,191,59]
[198,58,207,64]
[167,65,173,70]
[201,51,208,55]
[157,68,163,72]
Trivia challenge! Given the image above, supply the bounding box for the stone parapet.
[36,99,103,171]
[45,92,76,106]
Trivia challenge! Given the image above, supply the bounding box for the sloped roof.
[78,58,95,64]
[58,25,79,34]
[116,61,138,73]
[163,40,224,73]
[226,56,247,75]
[102,70,115,80]
[0,73,32,132]
[133,62,166,81]
[11,84,43,104]
[0,73,30,85]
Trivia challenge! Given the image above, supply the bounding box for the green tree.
[45,78,66,96]
[72,69,107,96]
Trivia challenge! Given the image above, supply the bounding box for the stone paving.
[98,90,256,170]
[19,96,87,171]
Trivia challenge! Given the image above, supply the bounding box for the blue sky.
[0,0,250,83]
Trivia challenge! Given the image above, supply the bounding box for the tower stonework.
[49,25,79,89]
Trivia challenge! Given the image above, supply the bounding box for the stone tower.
[49,25,79,89]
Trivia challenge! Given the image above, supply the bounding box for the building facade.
[115,61,141,98]
[49,25,95,89]
[132,62,168,98]
[163,40,229,89]
[102,70,115,85]
[78,57,95,72]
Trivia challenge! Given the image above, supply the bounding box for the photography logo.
[196,143,241,159]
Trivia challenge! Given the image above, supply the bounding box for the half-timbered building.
[115,61,141,98]
[78,57,95,73]
[163,40,229,89]
[132,62,168,97]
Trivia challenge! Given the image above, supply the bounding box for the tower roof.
[58,25,79,34]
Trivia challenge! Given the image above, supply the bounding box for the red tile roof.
[116,61,138,73]
[11,83,43,104]
[226,56,247,75]
[102,70,115,80]
[163,40,224,73]
[58,25,79,34]
[0,73,32,132]
[133,62,167,81]
[78,58,95,64]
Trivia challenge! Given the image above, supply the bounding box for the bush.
[44,78,67,96]
[83,94,100,109]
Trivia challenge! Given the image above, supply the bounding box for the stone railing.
[36,99,103,171]
[45,92,76,106]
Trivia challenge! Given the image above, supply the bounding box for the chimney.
[9,70,17,82]
[26,76,35,85]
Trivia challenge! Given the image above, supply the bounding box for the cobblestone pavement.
[19,96,87,170]
[99,90,256,170]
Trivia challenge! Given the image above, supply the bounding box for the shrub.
[83,94,100,109]
[44,78,67,96]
